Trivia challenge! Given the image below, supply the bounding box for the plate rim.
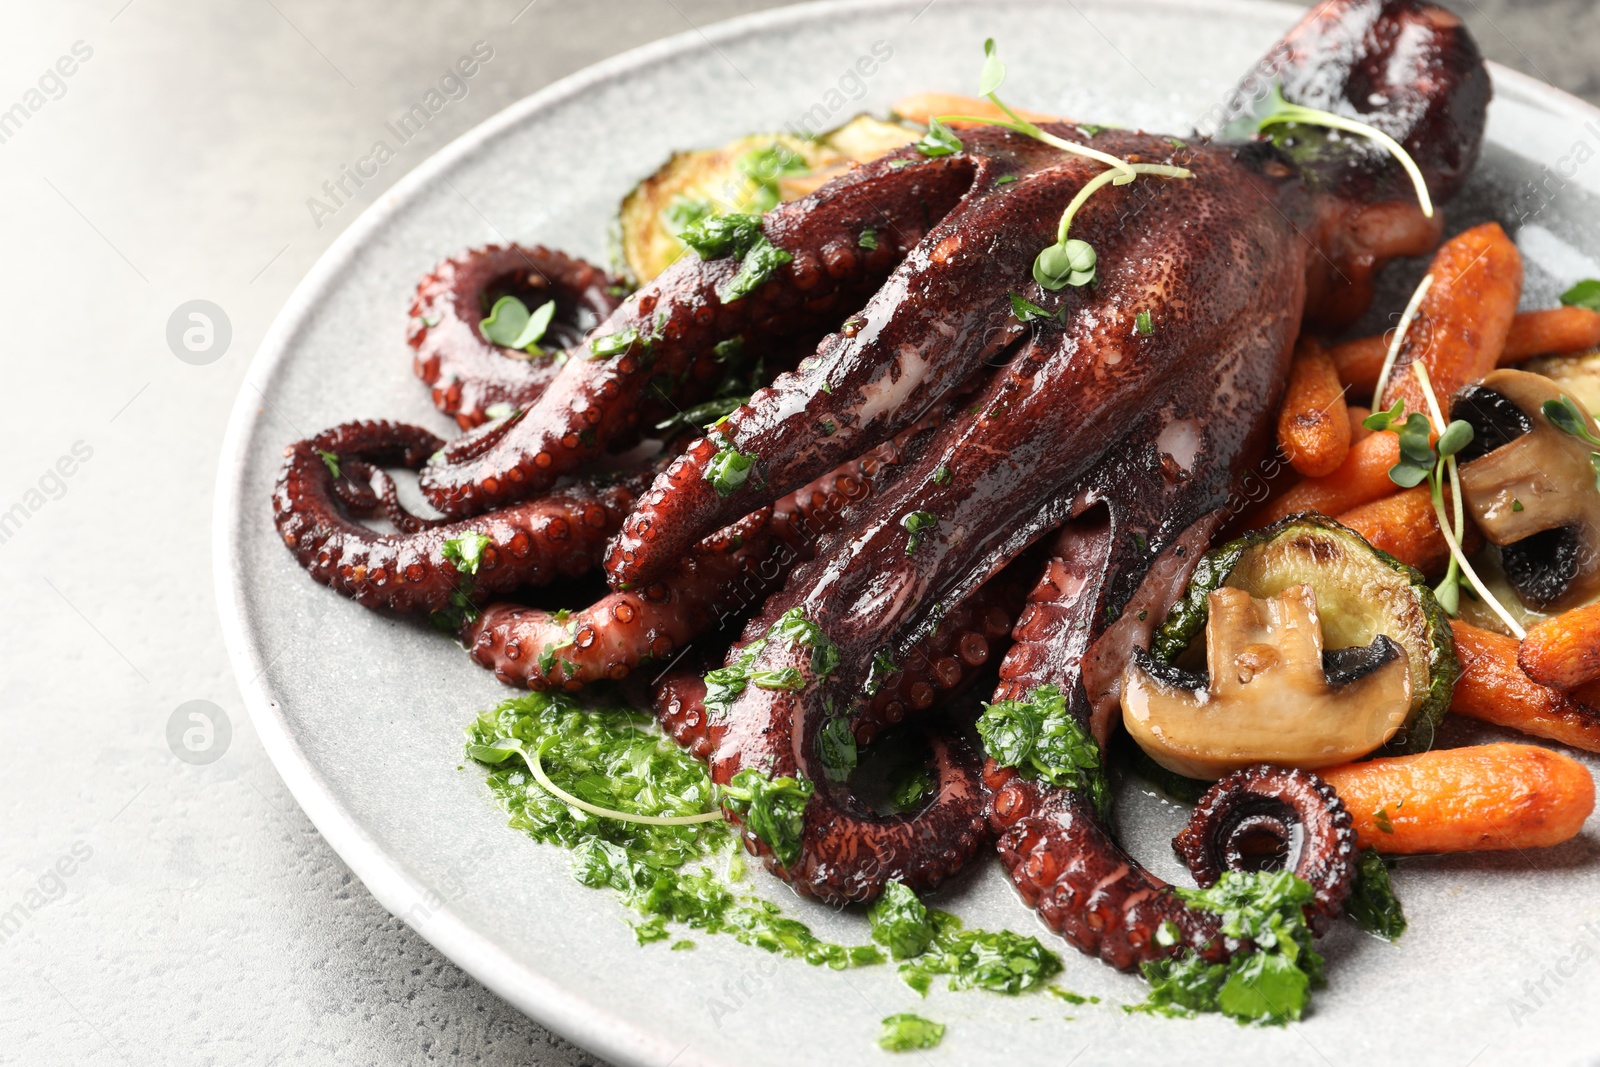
[212,2,1600,1064]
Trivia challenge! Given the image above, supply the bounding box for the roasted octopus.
[272,0,1488,978]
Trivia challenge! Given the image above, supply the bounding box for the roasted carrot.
[1320,743,1594,853]
[1520,603,1600,690]
[1503,306,1600,362]
[1330,307,1600,395]
[891,92,1058,128]
[1337,486,1451,575]
[1260,431,1400,523]
[1328,335,1390,396]
[1277,338,1351,477]
[1346,404,1373,446]
[1383,222,1522,417]
[1450,620,1600,753]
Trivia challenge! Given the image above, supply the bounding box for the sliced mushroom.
[1454,369,1600,612]
[1121,584,1412,780]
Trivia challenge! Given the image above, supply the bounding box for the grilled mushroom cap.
[1122,584,1412,780]
[1454,369,1600,612]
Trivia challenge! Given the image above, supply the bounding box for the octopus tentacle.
[273,419,637,614]
[408,244,625,429]
[418,155,982,518]
[466,422,933,690]
[1174,766,1358,929]
[653,573,1026,757]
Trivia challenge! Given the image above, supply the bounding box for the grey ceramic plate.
[215,2,1600,1064]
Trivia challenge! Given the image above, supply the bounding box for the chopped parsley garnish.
[816,715,857,782]
[858,228,877,250]
[738,142,809,213]
[712,335,745,363]
[719,768,813,868]
[900,510,939,554]
[720,235,793,302]
[467,691,880,967]
[932,465,951,485]
[441,532,491,576]
[479,294,556,352]
[1512,498,1524,512]
[1346,847,1407,940]
[1562,278,1600,312]
[679,212,765,259]
[1134,870,1323,1024]
[703,641,766,720]
[315,448,340,478]
[878,1014,944,1052]
[899,910,1063,995]
[1048,988,1099,1005]
[916,118,964,157]
[750,667,804,691]
[1135,309,1154,335]
[428,585,481,634]
[995,173,1018,185]
[705,439,757,496]
[589,325,643,360]
[1009,292,1062,323]
[1373,804,1396,834]
[864,650,901,696]
[655,395,747,436]
[976,683,1110,818]
[887,764,934,813]
[768,606,841,677]
[484,402,519,421]
[869,880,936,960]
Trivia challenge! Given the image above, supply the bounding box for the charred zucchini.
[1148,514,1456,755]
[617,116,919,283]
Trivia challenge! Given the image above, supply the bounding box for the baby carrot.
[1330,307,1600,395]
[1320,743,1594,854]
[1328,335,1389,396]
[1502,306,1600,362]
[1277,338,1351,477]
[1260,431,1400,523]
[1346,404,1373,446]
[1520,603,1600,691]
[1450,620,1600,753]
[1383,222,1522,417]
[1337,486,1450,575]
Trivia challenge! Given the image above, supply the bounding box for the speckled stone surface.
[1,2,1595,1066]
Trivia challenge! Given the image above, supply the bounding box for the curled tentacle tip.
[1173,764,1358,929]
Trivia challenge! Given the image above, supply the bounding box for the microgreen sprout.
[1541,394,1600,491]
[937,39,1192,292]
[480,294,556,353]
[1249,83,1435,219]
[1371,273,1434,408]
[470,736,725,826]
[1365,364,1526,636]
[1008,292,1061,323]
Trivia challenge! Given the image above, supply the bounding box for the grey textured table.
[0,2,1592,1064]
